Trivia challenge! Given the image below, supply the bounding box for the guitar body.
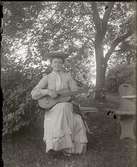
[38,96,71,109]
[38,87,89,109]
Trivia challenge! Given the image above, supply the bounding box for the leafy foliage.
[2,70,38,135]
[1,55,45,136]
[3,1,44,37]
[106,64,136,93]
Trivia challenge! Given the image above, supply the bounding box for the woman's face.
[51,58,64,72]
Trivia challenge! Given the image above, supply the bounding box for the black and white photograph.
[1,1,136,167]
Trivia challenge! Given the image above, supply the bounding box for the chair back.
[118,83,135,97]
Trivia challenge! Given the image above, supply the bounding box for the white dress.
[31,71,88,154]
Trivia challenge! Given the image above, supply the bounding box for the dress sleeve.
[68,73,78,91]
[31,75,49,100]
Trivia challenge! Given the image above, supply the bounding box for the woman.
[31,52,88,156]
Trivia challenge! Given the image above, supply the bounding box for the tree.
[90,2,135,91]
[2,2,136,135]
[3,2,135,88]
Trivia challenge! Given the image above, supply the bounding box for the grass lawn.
[2,101,136,167]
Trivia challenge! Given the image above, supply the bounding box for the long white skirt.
[43,102,88,154]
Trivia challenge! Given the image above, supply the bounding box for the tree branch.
[102,2,114,37]
[91,2,101,33]
[104,30,133,63]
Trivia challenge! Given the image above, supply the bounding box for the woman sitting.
[31,52,88,156]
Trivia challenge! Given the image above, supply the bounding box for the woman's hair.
[50,55,65,63]
[48,51,68,63]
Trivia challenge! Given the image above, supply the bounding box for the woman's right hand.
[48,90,58,98]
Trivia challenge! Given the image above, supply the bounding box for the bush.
[106,63,136,93]
[2,70,41,136]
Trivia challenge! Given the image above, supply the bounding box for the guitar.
[38,88,89,109]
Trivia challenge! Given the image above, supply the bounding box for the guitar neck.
[57,89,87,97]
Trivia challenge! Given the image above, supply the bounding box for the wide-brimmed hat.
[47,51,69,62]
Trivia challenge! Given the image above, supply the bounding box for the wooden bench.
[78,106,98,134]
[107,84,136,140]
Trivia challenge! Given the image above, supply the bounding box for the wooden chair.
[115,83,136,140]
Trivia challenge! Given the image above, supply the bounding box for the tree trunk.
[95,57,107,100]
[94,35,107,100]
[95,34,107,89]
[96,61,106,89]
